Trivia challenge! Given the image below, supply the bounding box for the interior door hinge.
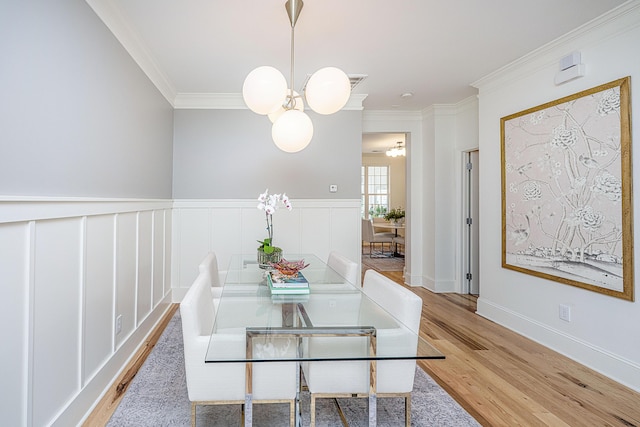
[466,162,473,170]
[466,217,472,226]
[466,273,472,281]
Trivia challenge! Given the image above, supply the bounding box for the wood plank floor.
[374,269,640,427]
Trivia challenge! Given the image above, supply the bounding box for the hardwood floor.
[374,270,640,427]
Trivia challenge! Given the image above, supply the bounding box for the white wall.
[473,2,640,391]
[0,199,173,427]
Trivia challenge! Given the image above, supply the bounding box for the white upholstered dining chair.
[198,252,227,310]
[198,252,227,290]
[180,271,297,426]
[327,250,359,285]
[302,269,423,427]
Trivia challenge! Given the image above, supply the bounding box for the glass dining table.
[205,254,444,426]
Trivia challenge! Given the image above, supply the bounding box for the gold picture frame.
[501,77,633,301]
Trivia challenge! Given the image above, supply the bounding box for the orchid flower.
[257,189,293,249]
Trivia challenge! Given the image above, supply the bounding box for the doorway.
[362,132,407,273]
[464,150,479,295]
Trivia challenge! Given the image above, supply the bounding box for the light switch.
[329,184,338,193]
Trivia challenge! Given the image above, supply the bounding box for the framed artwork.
[501,77,633,301]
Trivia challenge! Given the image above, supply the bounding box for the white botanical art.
[501,77,633,301]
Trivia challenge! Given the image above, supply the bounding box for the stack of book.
[267,270,310,295]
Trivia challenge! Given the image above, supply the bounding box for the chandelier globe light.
[386,142,406,157]
[272,110,313,153]
[304,66,351,115]
[242,66,288,115]
[242,0,351,152]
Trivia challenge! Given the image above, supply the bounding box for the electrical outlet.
[116,315,123,334]
[559,304,571,322]
[329,184,338,193]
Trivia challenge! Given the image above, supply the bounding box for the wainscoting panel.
[164,209,172,298]
[173,208,210,289]
[136,211,153,326]
[172,199,362,293]
[32,218,83,427]
[0,198,173,426]
[84,214,116,386]
[153,210,166,307]
[330,207,361,259]
[299,207,332,256]
[0,222,30,427]
[115,212,137,349]
[210,207,243,266]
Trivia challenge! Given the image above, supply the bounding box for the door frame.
[460,149,479,295]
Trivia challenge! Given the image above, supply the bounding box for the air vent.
[300,74,367,93]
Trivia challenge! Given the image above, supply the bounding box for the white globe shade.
[305,67,351,115]
[268,90,304,123]
[272,110,313,153]
[242,66,287,115]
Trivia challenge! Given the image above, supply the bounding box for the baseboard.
[477,297,640,392]
[420,276,456,293]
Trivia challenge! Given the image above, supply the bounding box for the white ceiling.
[89,0,626,111]
[88,0,626,152]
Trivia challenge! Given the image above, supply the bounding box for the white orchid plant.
[257,189,292,254]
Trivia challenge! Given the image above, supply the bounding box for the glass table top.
[205,254,444,363]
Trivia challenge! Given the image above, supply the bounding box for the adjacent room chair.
[302,269,423,427]
[181,271,297,427]
[327,250,359,285]
[393,235,405,256]
[361,218,395,258]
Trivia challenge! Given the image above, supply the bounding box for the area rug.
[361,246,405,272]
[107,311,479,427]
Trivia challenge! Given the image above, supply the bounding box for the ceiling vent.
[301,74,367,93]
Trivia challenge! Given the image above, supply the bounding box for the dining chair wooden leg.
[289,399,295,427]
[333,398,349,427]
[405,394,411,427]
[310,395,316,427]
[191,402,197,427]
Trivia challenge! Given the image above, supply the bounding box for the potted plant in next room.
[384,207,405,225]
[256,189,292,268]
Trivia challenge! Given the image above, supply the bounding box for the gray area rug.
[107,310,479,427]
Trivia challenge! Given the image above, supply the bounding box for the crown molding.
[173,93,368,110]
[362,110,423,123]
[471,0,640,92]
[86,0,176,105]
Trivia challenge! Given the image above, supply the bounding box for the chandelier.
[386,142,406,157]
[242,0,351,153]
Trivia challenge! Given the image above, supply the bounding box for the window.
[361,165,389,218]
